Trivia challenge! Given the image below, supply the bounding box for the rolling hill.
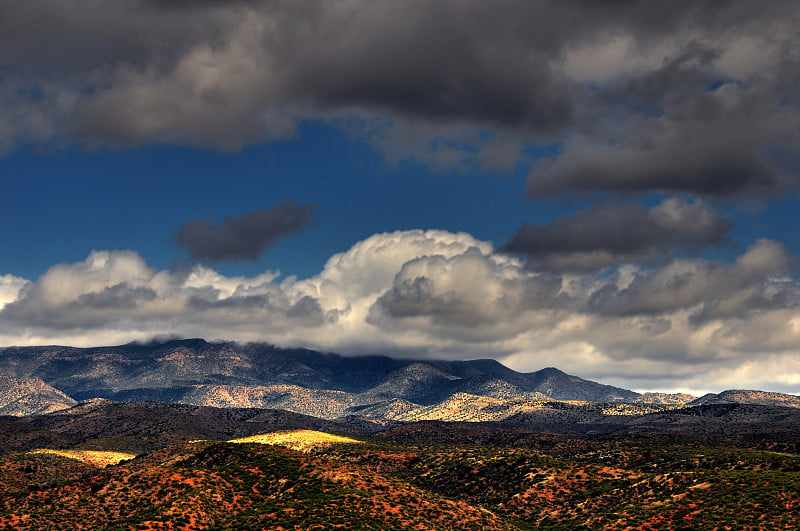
[1,401,799,529]
[690,389,800,408]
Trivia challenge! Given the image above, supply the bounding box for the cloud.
[0,274,29,310]
[586,239,799,319]
[0,1,572,152]
[367,248,563,342]
[1,0,798,194]
[501,197,733,270]
[2,229,800,393]
[0,249,320,332]
[1,250,162,328]
[527,80,800,197]
[174,202,314,263]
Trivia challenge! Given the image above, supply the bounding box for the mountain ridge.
[0,339,639,412]
[1,339,799,421]
[689,389,800,408]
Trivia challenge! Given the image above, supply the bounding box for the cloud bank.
[2,1,799,196]
[2,229,799,394]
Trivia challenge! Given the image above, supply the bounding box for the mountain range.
[0,338,798,421]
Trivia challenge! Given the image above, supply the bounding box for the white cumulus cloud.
[1,230,799,394]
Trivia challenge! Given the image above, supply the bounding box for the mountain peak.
[534,367,566,376]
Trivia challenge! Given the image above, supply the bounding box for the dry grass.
[29,448,136,467]
[227,429,363,452]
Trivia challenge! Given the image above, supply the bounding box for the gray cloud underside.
[2,230,799,392]
[2,1,799,195]
[367,239,799,333]
[527,71,799,197]
[174,202,314,263]
[501,197,733,271]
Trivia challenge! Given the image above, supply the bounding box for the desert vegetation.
[0,412,798,530]
[226,429,364,453]
[28,449,135,467]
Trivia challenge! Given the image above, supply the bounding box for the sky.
[2,1,800,395]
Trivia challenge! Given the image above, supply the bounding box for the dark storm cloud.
[0,1,796,181]
[526,28,800,198]
[526,87,798,197]
[174,203,314,263]
[63,1,577,147]
[283,3,573,130]
[501,197,732,271]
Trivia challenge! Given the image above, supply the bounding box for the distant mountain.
[375,403,800,454]
[689,389,800,408]
[0,339,640,419]
[6,339,795,422]
[0,375,76,416]
[522,366,639,402]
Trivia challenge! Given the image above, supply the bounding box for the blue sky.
[1,1,800,394]
[4,123,789,282]
[1,123,539,281]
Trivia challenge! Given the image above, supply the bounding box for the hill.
[690,389,800,408]
[0,402,799,529]
[0,401,382,456]
[0,375,76,416]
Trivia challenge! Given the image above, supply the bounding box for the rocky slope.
[634,392,696,405]
[0,375,76,416]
